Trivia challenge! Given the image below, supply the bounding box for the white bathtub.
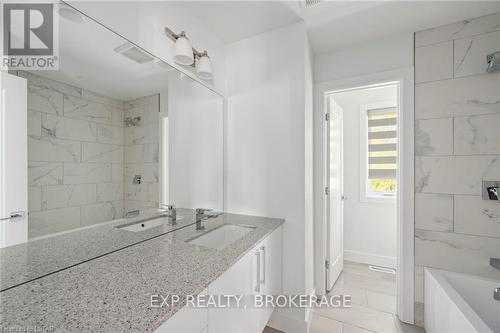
[425,268,500,333]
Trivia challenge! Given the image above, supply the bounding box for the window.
[360,102,398,202]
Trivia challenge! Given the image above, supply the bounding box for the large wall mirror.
[23,4,223,238]
[0,3,223,291]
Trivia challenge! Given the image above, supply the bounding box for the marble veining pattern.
[22,72,126,238]
[415,72,500,120]
[81,142,124,163]
[415,193,453,232]
[123,95,160,215]
[415,155,500,195]
[41,184,97,210]
[454,114,500,155]
[28,136,81,163]
[27,85,63,115]
[415,12,500,47]
[415,118,453,156]
[28,162,63,186]
[415,13,500,326]
[41,113,97,142]
[454,31,500,78]
[415,41,453,83]
[454,195,500,238]
[63,95,115,125]
[0,213,283,332]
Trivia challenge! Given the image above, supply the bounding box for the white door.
[325,96,344,292]
[0,72,28,248]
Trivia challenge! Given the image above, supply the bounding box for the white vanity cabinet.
[155,225,282,333]
[256,226,282,331]
[207,226,282,333]
[155,289,209,333]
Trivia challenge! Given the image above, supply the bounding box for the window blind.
[367,107,397,179]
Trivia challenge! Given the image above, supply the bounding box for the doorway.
[314,68,415,324]
[325,82,399,292]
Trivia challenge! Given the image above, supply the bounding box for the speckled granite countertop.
[0,209,200,291]
[0,213,283,332]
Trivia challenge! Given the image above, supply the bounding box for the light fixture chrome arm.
[164,27,207,59]
[164,27,213,79]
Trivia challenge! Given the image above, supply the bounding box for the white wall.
[314,34,414,83]
[69,1,226,93]
[332,85,398,268]
[225,22,313,331]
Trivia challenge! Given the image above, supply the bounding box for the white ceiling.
[186,1,500,53]
[185,1,302,44]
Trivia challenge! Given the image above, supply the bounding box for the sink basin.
[117,216,183,232]
[187,224,255,249]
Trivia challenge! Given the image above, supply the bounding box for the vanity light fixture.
[196,51,213,80]
[165,27,214,80]
[172,31,194,65]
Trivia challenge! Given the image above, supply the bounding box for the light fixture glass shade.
[196,54,213,80]
[173,36,194,65]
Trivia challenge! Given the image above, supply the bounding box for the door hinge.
[325,260,330,269]
[325,186,329,195]
[325,113,330,121]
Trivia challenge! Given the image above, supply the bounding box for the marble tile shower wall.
[414,12,500,326]
[123,95,159,215]
[20,71,126,239]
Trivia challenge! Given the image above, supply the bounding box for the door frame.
[313,67,415,323]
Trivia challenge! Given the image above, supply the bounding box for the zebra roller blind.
[367,107,397,179]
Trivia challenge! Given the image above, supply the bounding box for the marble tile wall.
[19,72,126,238]
[123,95,160,215]
[414,12,500,327]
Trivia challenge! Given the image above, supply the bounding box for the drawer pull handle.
[260,246,266,284]
[254,250,260,293]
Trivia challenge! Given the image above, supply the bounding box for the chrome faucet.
[125,210,140,218]
[495,288,500,301]
[490,258,500,271]
[159,204,177,223]
[195,208,214,231]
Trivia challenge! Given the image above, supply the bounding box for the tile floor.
[264,261,425,333]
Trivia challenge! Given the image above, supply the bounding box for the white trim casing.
[313,67,415,324]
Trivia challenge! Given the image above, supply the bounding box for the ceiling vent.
[303,0,323,8]
[114,43,154,64]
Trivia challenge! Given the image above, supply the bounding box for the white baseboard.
[344,250,396,269]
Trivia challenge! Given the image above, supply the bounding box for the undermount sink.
[117,216,183,232]
[187,224,255,249]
